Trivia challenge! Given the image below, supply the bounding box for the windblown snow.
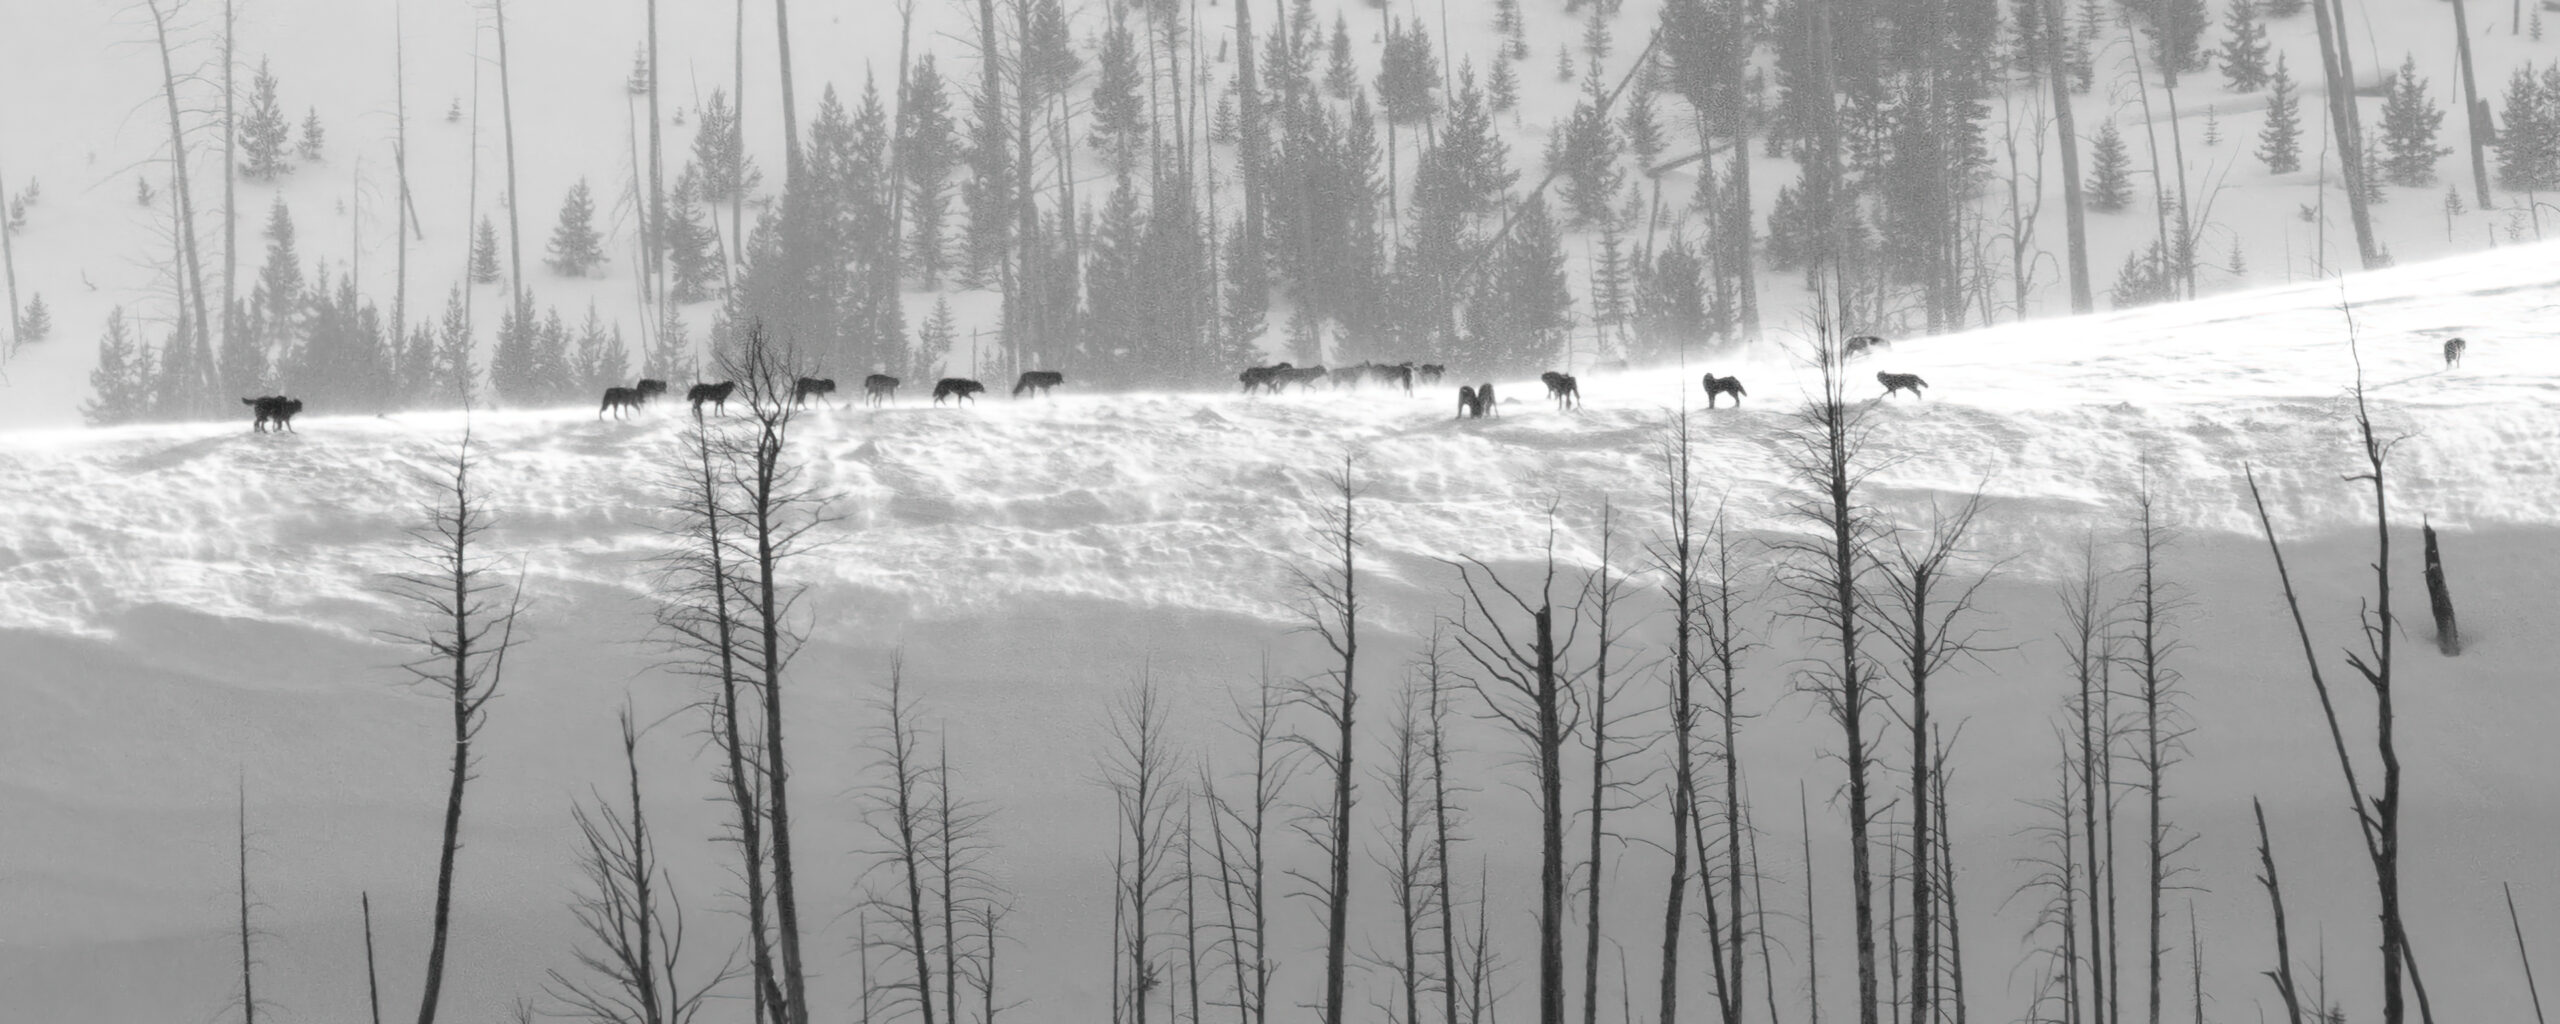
[3,247,2558,1023]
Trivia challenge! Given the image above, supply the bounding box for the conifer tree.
[1557,75,1625,226]
[546,179,605,277]
[1472,193,1571,371]
[298,107,326,162]
[17,292,48,344]
[471,216,503,284]
[902,55,959,288]
[136,176,156,208]
[689,89,762,205]
[1556,44,1576,82]
[2204,105,2222,147]
[1623,79,1666,167]
[1582,5,1613,62]
[2146,0,2211,82]
[917,296,957,379]
[2495,65,2556,190]
[643,303,690,383]
[2011,0,2046,76]
[626,44,652,95]
[1489,58,1522,115]
[2219,0,2271,92]
[2259,56,2304,173]
[83,307,146,424]
[1327,16,1359,99]
[1213,90,1240,146]
[1092,19,1145,171]
[219,301,264,395]
[573,304,629,392]
[432,286,476,406]
[2088,120,2135,210]
[254,198,301,349]
[239,58,293,180]
[666,165,720,302]
[2380,56,2449,186]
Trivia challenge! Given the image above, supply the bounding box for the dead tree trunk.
[2061,538,2112,1024]
[145,0,217,411]
[1451,509,1577,1024]
[2449,0,2492,209]
[1651,413,1706,1024]
[494,0,526,310]
[864,661,939,1024]
[1424,631,1463,1024]
[363,893,384,1024]
[2040,0,2092,312]
[2421,519,2460,655]
[1287,454,1363,1024]
[224,0,239,386]
[1107,676,1184,1024]
[773,0,804,186]
[1578,501,1640,1024]
[2252,799,2305,1024]
[238,780,256,1024]
[388,436,524,1024]
[2308,0,2379,268]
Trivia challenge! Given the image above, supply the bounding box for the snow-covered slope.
[3,244,2558,1023]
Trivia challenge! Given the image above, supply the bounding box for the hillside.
[3,241,2558,1021]
[4,0,2560,434]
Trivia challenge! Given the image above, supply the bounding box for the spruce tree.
[240,58,292,180]
[1558,74,1625,226]
[573,304,629,392]
[902,55,959,288]
[1582,5,1613,62]
[432,286,476,406]
[220,300,264,395]
[546,179,605,277]
[1092,19,1145,171]
[689,89,763,205]
[1499,0,1529,60]
[1378,20,1442,127]
[2011,0,2046,77]
[1477,193,1571,371]
[136,176,155,207]
[16,293,48,344]
[666,164,720,302]
[2204,105,2223,146]
[1556,44,1576,82]
[2379,56,2449,186]
[1326,16,1359,99]
[626,44,652,95]
[2219,0,2271,93]
[2259,55,2304,173]
[254,198,301,348]
[2494,66,2556,191]
[917,296,957,379]
[1623,79,1666,167]
[83,307,146,424]
[2147,0,2210,82]
[1213,90,1240,145]
[644,303,691,383]
[2088,120,2135,210]
[1489,57,1522,115]
[489,297,541,403]
[471,215,503,284]
[297,107,325,162]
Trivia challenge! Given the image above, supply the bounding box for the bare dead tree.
[2124,476,2198,1024]
[1185,807,1205,1024]
[1285,454,1365,1024]
[2058,536,2113,1024]
[2508,883,2548,1024]
[365,893,385,1024]
[1449,506,1582,1024]
[2037,0,2092,312]
[2243,325,2441,1024]
[142,0,217,410]
[2009,735,2080,1024]
[1803,780,1822,1024]
[492,0,525,310]
[772,0,803,185]
[1868,491,1998,1024]
[1107,675,1187,1024]
[1576,500,1652,1024]
[652,403,778,1024]
[714,325,829,1024]
[546,708,737,1024]
[1208,662,1293,1024]
[859,658,940,1024]
[381,433,525,1024]
[2251,799,2304,1024]
[237,777,262,1024]
[1702,500,1761,1024]
[1373,676,1432,1024]
[933,742,999,1024]
[0,143,18,356]
[1649,413,1708,1024]
[1422,628,1467,1024]
[222,0,236,379]
[1773,280,1890,1024]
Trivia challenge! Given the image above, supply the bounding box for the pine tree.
[916,296,957,379]
[2147,0,2211,81]
[1473,193,1572,371]
[83,307,146,424]
[2536,10,2547,42]
[2359,131,2390,205]
[2259,55,2304,173]
[136,176,155,207]
[15,293,46,343]
[297,107,325,162]
[666,164,720,302]
[1582,5,1613,63]
[239,58,293,180]
[1557,73,1624,226]
[2011,0,2046,77]
[689,89,763,205]
[489,297,541,403]
[254,198,301,349]
[643,303,690,383]
[1498,0,1530,60]
[1623,78,1666,167]
[1489,57,1521,114]
[2089,120,2135,210]
[573,304,630,392]
[432,286,476,406]
[2204,105,2223,146]
[903,55,960,288]
[626,44,652,95]
[1378,20,1442,127]
[1327,16,1359,99]
[1556,44,1576,82]
[2494,65,2556,191]
[2380,56,2450,186]
[219,301,264,395]
[1092,18,1146,171]
[546,179,605,277]
[1589,224,1632,348]
[2219,0,2271,92]
[472,215,502,284]
[446,97,462,123]
[1213,90,1240,145]
[2443,184,2467,239]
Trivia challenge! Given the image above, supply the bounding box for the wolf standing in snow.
[242,396,302,433]
[1013,370,1064,398]
[1877,371,1928,399]
[2443,337,2467,368]
[1702,374,1746,407]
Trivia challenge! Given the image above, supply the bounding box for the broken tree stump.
[2423,516,2461,656]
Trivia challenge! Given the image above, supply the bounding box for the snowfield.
[4,246,2560,1023]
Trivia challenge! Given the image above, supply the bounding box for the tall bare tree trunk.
[1290,454,1363,1024]
[2309,0,2379,268]
[773,0,803,186]
[363,893,384,1024]
[494,0,525,311]
[2252,799,2305,1024]
[146,0,216,412]
[224,0,239,386]
[2041,0,2092,312]
[394,4,410,356]
[2449,0,2492,208]
[238,780,255,1024]
[1653,414,1705,1024]
[647,0,665,301]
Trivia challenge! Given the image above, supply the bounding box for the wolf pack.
[235,333,2477,433]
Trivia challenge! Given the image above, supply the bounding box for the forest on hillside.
[2,0,2543,427]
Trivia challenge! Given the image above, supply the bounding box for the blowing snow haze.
[3,1,2558,1024]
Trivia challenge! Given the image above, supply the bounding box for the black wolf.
[1379,362,1414,396]
[1540,371,1580,410]
[687,381,738,415]
[2443,336,2467,368]
[1457,385,1483,419]
[599,385,649,419]
[1240,363,1290,394]
[242,395,302,433]
[1877,371,1928,399]
[1846,335,1890,358]
[635,378,669,401]
[934,377,986,405]
[1013,370,1064,398]
[1417,363,1446,385]
[1480,381,1499,417]
[793,377,838,408]
[864,374,901,406]
[1702,373,1746,407]
[1278,365,1329,391]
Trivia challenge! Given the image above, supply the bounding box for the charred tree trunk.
[1289,455,1364,1024]
[2041,0,2092,312]
[363,893,384,1024]
[494,0,525,311]
[145,0,217,411]
[2450,0,2492,209]
[2252,799,2305,1024]
[773,0,804,186]
[2422,519,2460,656]
[2308,0,2379,269]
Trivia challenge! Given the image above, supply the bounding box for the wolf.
[1877,371,1928,399]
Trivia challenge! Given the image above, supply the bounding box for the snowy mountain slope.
[3,240,2559,1022]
